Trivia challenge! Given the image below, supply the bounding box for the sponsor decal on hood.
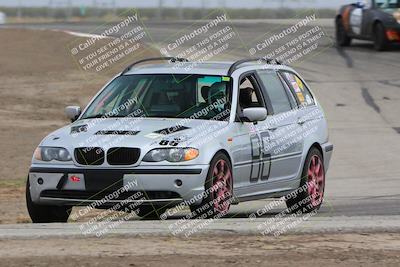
[153,125,191,135]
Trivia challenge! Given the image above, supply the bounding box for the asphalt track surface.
[1,18,400,236]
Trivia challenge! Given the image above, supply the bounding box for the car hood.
[41,118,229,149]
[381,7,400,17]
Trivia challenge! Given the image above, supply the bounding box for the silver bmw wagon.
[27,57,333,222]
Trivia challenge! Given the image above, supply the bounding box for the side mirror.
[241,107,267,123]
[65,106,81,122]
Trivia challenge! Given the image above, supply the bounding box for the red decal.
[70,176,81,182]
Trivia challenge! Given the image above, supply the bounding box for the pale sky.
[0,0,356,9]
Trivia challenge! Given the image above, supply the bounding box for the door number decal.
[249,132,271,183]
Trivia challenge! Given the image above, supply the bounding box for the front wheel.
[190,152,233,218]
[374,23,389,51]
[336,18,352,47]
[286,148,325,213]
[26,178,71,223]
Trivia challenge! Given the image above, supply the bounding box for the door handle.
[268,126,278,131]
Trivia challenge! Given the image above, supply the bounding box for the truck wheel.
[26,177,71,223]
[190,152,233,219]
[286,148,325,214]
[336,18,352,47]
[374,23,389,51]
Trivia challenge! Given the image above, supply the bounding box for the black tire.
[373,23,389,51]
[336,18,352,47]
[286,147,325,214]
[189,152,233,219]
[26,178,71,223]
[135,205,167,220]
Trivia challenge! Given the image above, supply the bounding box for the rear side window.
[256,71,292,114]
[281,71,315,106]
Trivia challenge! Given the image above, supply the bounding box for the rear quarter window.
[281,71,315,107]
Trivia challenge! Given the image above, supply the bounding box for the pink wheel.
[190,153,233,218]
[307,155,325,208]
[285,147,325,213]
[211,159,233,214]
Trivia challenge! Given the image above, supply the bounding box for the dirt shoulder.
[0,233,399,266]
[0,28,111,185]
[0,28,157,224]
[0,28,109,224]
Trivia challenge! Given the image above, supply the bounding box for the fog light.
[37,178,43,185]
[175,179,182,187]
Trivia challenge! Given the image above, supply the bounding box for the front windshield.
[81,74,232,121]
[375,0,400,9]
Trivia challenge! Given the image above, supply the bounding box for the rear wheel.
[286,148,325,213]
[26,178,71,223]
[336,18,352,47]
[190,152,233,218]
[374,23,389,51]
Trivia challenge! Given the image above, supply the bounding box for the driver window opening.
[238,75,264,110]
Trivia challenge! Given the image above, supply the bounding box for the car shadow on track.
[133,206,333,221]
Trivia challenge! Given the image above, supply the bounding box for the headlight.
[142,148,199,162]
[34,147,72,162]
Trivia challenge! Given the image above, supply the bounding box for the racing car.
[336,0,400,50]
[26,57,333,222]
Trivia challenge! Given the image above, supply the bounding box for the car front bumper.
[321,142,333,173]
[28,165,209,207]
